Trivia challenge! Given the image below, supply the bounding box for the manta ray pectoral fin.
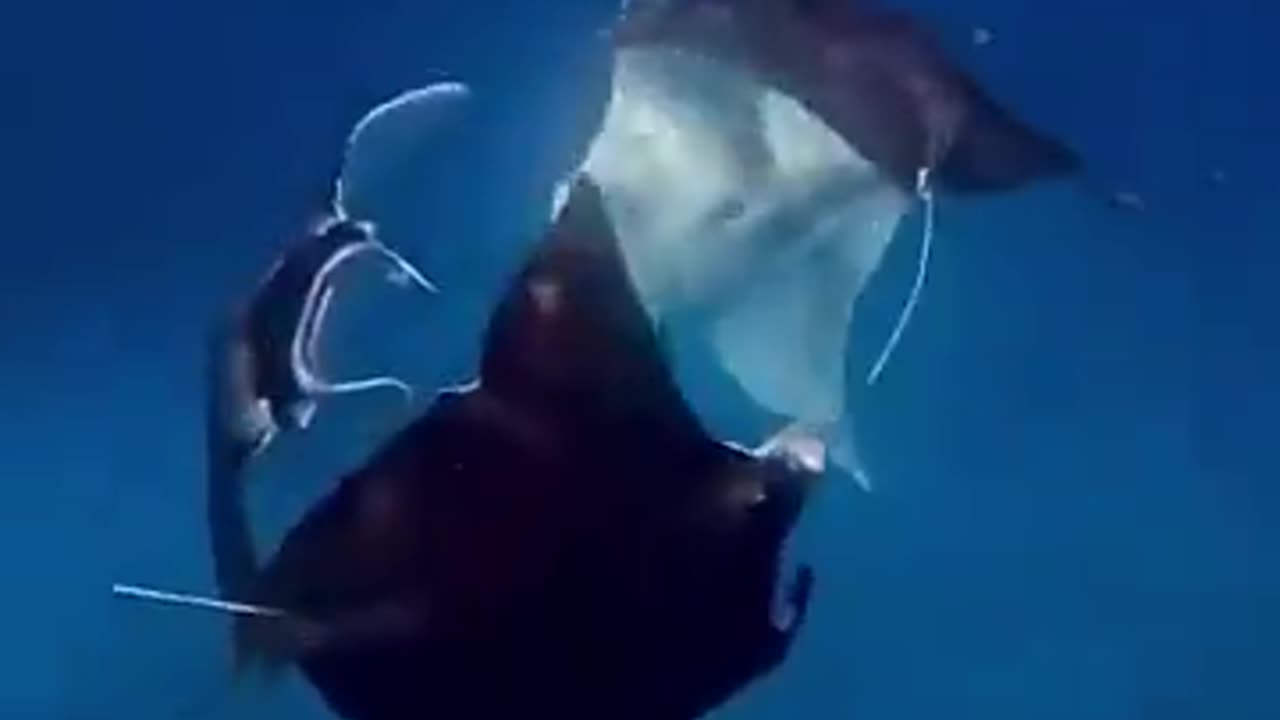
[710,251,855,429]
[300,601,431,655]
[936,89,1080,193]
[479,174,707,436]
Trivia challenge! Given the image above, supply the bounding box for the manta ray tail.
[368,240,438,294]
[112,583,284,618]
[867,167,935,385]
[302,372,416,400]
[293,305,416,401]
[290,238,438,407]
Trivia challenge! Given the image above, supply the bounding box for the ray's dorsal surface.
[232,176,822,720]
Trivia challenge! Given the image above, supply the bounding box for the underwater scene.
[3,0,1276,718]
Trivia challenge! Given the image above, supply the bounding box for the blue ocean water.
[2,0,1276,718]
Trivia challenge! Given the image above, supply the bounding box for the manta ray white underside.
[556,47,919,488]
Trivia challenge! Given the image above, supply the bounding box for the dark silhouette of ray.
[212,176,821,720]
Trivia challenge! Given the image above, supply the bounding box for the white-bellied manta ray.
[549,0,1085,489]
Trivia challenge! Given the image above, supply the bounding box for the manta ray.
[195,176,822,719]
[550,0,1083,487]
[113,76,818,717]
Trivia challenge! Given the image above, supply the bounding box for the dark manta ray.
[548,0,1086,486]
[213,176,821,719]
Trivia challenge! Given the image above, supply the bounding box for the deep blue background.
[2,1,1276,718]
